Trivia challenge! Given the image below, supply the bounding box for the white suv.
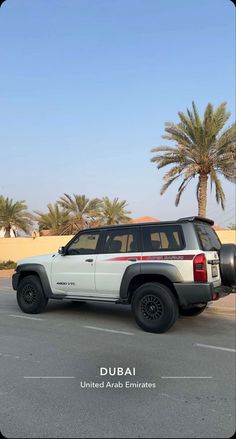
[12,217,236,333]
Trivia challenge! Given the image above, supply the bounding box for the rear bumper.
[173,282,233,307]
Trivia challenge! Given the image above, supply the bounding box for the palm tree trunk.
[198,173,208,217]
[4,226,11,238]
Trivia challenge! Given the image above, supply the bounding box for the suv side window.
[67,232,100,255]
[103,229,139,253]
[142,225,184,251]
[194,223,221,251]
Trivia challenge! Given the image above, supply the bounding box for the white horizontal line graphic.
[24,376,75,379]
[161,376,212,379]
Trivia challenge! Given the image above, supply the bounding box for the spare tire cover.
[219,244,236,287]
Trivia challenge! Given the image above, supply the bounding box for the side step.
[63,295,119,303]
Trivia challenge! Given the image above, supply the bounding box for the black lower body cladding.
[179,304,207,316]
[173,282,232,306]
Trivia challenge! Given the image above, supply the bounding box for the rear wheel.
[17,275,48,314]
[131,282,178,333]
[179,304,207,316]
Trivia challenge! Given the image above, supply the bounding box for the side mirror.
[58,246,66,255]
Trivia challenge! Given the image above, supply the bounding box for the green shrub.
[0,260,17,270]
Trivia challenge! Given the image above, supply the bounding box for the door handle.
[85,258,94,262]
[128,258,137,262]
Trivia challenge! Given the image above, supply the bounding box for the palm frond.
[150,101,235,216]
[175,176,192,206]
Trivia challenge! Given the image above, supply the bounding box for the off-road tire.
[17,275,48,314]
[131,282,178,333]
[219,244,236,287]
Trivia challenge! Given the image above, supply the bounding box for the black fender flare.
[12,264,66,299]
[119,262,183,302]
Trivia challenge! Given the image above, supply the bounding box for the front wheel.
[17,275,48,314]
[131,282,178,333]
[179,304,207,316]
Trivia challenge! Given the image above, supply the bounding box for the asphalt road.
[0,278,235,438]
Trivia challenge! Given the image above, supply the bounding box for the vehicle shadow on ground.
[46,299,135,327]
[2,284,234,335]
[45,300,235,335]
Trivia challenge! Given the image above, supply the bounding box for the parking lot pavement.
[0,280,235,438]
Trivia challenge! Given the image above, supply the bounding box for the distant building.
[131,216,160,223]
[212,224,226,231]
[40,230,54,236]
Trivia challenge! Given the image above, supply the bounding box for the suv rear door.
[140,224,197,281]
[194,222,221,285]
[95,227,140,298]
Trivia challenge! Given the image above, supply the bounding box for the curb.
[206,305,235,317]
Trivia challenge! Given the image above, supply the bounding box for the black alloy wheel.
[17,275,48,314]
[131,282,178,333]
[140,294,164,320]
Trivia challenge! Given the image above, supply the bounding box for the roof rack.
[177,216,214,225]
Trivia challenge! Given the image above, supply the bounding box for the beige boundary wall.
[0,236,74,262]
[0,231,235,262]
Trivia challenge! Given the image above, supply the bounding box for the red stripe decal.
[106,255,195,261]
[106,256,142,261]
[141,255,194,261]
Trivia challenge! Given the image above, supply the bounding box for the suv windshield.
[194,222,221,251]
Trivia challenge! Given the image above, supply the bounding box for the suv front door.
[51,231,100,296]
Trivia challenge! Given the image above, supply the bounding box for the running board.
[63,295,119,303]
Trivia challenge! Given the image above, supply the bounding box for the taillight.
[193,253,207,282]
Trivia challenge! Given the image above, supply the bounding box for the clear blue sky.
[0,0,235,227]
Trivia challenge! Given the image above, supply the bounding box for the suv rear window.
[103,229,139,253]
[141,225,184,252]
[194,223,221,251]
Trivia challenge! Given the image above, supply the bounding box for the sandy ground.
[0,269,15,278]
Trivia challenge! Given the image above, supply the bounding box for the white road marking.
[161,376,212,379]
[8,314,45,321]
[83,325,134,335]
[160,393,186,402]
[195,343,236,353]
[0,291,14,294]
[0,353,39,363]
[2,406,15,413]
[24,376,75,379]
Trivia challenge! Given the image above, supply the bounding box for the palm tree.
[98,197,132,225]
[0,196,33,237]
[57,194,101,233]
[33,203,71,235]
[151,102,236,217]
